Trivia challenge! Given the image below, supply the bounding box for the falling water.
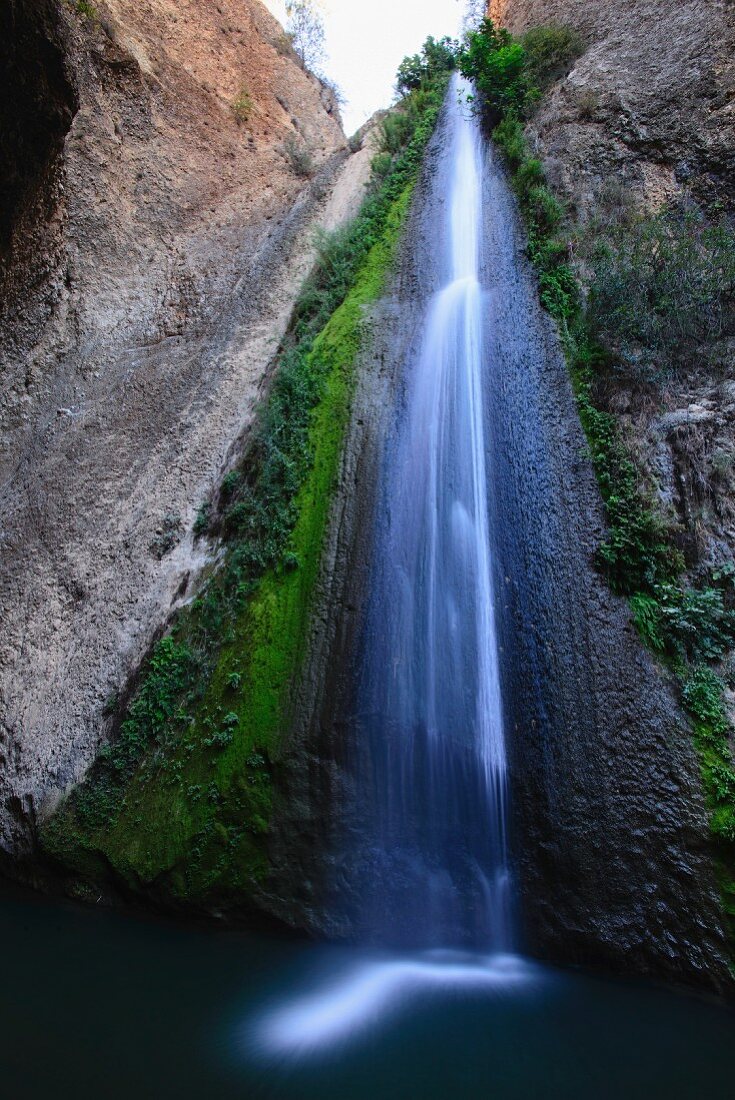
[351,76,511,949]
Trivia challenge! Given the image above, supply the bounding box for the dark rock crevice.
[0,0,76,253]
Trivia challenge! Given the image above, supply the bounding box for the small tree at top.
[286,0,326,74]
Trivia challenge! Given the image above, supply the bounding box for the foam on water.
[255,953,540,1054]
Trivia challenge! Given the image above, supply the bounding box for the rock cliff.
[489,0,734,218]
[0,0,370,861]
[489,0,735,650]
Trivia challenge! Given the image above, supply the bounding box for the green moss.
[41,74,447,908]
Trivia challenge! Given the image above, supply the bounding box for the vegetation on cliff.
[460,17,735,947]
[42,53,452,909]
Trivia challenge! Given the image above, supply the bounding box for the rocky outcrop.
[486,1,735,579]
[489,0,735,218]
[0,0,372,861]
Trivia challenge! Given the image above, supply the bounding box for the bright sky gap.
[264,0,469,134]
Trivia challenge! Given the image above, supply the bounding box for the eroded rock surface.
[490,0,735,218]
[0,0,374,859]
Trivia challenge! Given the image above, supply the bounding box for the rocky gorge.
[1,0,735,1005]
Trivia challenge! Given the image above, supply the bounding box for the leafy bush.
[282,134,315,177]
[459,19,531,126]
[378,111,415,156]
[657,585,735,661]
[396,35,457,95]
[492,112,526,167]
[232,87,252,122]
[587,208,735,378]
[682,665,731,738]
[75,638,196,830]
[193,502,210,538]
[520,24,584,91]
[630,592,665,652]
[631,584,735,662]
[371,152,393,180]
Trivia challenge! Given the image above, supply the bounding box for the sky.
[264,0,470,134]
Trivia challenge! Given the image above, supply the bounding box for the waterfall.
[351,76,511,950]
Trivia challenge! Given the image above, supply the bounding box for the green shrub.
[396,35,457,95]
[459,19,530,126]
[656,584,735,662]
[378,112,415,156]
[371,152,393,180]
[587,208,735,378]
[492,113,526,167]
[514,156,544,191]
[527,185,564,231]
[566,336,683,595]
[630,593,665,652]
[521,24,584,91]
[232,87,252,122]
[193,502,210,538]
[682,665,730,738]
[282,134,315,177]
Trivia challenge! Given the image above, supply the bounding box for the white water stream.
[353,75,511,948]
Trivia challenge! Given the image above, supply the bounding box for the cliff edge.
[0,0,368,860]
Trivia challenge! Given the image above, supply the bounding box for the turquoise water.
[1,883,733,1099]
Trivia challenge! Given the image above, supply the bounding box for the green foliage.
[74,0,97,17]
[631,583,735,663]
[587,208,735,378]
[193,502,210,538]
[492,113,526,167]
[282,134,314,178]
[395,35,457,95]
[520,24,584,92]
[573,356,683,594]
[232,87,252,122]
[630,592,665,652]
[657,584,735,662]
[378,111,415,156]
[72,639,197,831]
[682,666,730,739]
[459,19,531,126]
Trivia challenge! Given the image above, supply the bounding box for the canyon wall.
[0,0,371,861]
[485,0,735,983]
[490,0,735,660]
[489,0,734,218]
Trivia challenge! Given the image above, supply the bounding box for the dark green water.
[1,883,734,1099]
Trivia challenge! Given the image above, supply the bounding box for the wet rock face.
[0,0,352,861]
[489,0,735,217]
[288,103,730,989]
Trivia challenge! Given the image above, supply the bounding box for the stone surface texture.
[0,0,372,859]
